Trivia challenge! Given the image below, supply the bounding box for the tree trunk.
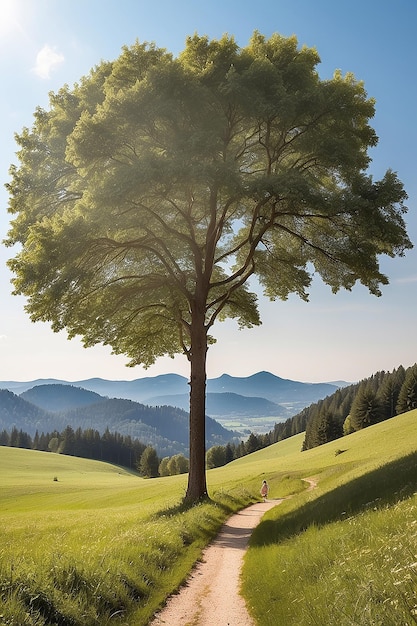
[185,311,209,501]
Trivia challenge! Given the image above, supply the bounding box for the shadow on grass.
[251,451,417,547]
[152,494,237,520]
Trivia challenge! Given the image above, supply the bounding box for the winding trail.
[150,479,318,625]
[149,499,278,626]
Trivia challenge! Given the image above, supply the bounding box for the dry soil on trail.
[149,499,278,626]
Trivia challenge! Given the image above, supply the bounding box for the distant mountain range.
[0,372,345,455]
[0,371,341,417]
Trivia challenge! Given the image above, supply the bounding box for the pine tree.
[225,443,235,464]
[396,364,417,414]
[350,384,383,430]
[9,427,20,447]
[60,425,76,455]
[0,430,9,445]
[245,433,261,454]
[316,411,343,445]
[378,370,403,419]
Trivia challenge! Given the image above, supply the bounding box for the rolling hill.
[21,384,103,412]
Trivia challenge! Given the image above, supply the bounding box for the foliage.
[168,453,189,475]
[158,456,170,476]
[1,425,203,480]
[139,445,159,477]
[300,363,416,450]
[206,432,276,468]
[206,445,227,469]
[272,411,309,441]
[396,363,417,414]
[350,385,383,430]
[1,424,147,471]
[158,453,189,476]
[5,32,411,500]
[379,366,405,418]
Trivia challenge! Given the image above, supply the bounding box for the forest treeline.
[0,424,187,478]
[0,422,267,478]
[2,363,416,473]
[265,363,417,452]
[0,425,149,470]
[301,362,417,449]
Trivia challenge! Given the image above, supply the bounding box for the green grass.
[242,410,417,625]
[1,409,417,624]
[0,447,256,625]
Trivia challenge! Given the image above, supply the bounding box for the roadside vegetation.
[1,408,417,624]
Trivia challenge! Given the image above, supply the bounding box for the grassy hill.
[1,409,416,624]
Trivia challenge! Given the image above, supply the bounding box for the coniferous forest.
[257,362,417,455]
[300,363,417,450]
[0,425,148,471]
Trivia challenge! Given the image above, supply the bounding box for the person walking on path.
[260,479,269,501]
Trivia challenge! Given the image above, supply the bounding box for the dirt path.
[149,499,279,626]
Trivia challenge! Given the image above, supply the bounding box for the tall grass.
[244,495,417,625]
[1,409,417,624]
[242,411,417,625]
[0,447,256,625]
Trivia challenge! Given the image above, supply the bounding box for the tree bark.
[185,310,209,501]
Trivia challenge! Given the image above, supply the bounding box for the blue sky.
[0,0,416,383]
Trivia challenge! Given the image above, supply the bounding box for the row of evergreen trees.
[302,363,417,450]
[0,424,186,478]
[0,425,149,470]
[0,421,273,475]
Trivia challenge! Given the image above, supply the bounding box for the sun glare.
[0,0,22,38]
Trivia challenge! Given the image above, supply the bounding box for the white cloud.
[33,44,64,79]
[0,335,7,342]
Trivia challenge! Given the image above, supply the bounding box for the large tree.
[5,33,412,500]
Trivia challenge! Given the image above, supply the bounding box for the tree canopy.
[5,32,412,500]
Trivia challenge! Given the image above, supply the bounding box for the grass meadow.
[1,409,417,625]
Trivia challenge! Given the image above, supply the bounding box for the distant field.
[213,413,287,434]
[1,409,417,624]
